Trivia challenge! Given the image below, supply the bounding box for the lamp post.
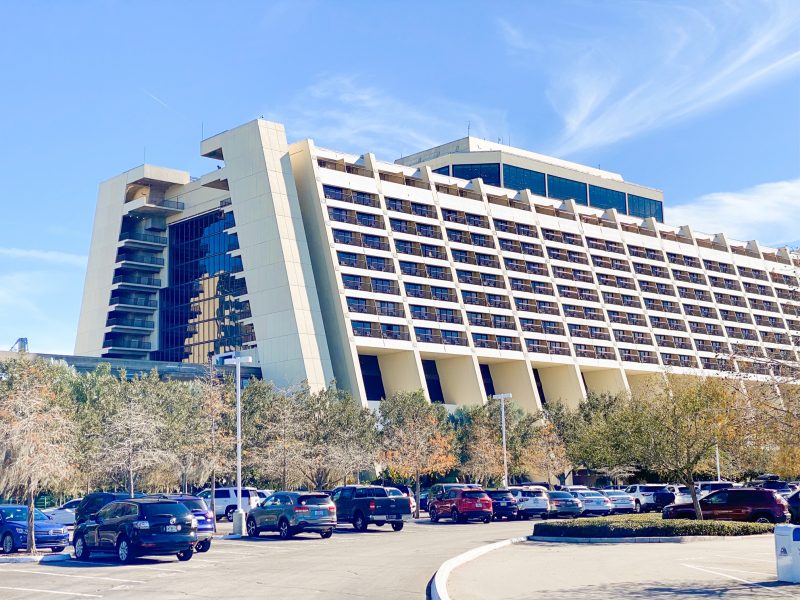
[492,393,512,488]
[222,353,253,536]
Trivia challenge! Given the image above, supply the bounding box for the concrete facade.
[76,119,800,410]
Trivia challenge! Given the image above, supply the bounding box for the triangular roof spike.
[713,233,730,250]
[601,208,620,223]
[641,217,659,231]
[746,240,762,258]
[361,153,378,171]
[561,199,580,214]
[678,225,694,239]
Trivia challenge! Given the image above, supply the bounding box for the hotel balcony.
[118,231,168,248]
[123,196,185,216]
[106,317,155,331]
[112,274,162,288]
[109,295,158,312]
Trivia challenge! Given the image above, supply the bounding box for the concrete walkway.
[449,535,798,599]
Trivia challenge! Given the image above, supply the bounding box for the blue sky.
[1,0,798,354]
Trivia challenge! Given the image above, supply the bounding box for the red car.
[429,488,492,524]
[662,488,790,523]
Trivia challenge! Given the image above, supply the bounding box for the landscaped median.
[531,513,775,542]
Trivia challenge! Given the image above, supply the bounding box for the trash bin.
[775,524,800,583]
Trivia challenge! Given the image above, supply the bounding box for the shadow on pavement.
[528,579,795,599]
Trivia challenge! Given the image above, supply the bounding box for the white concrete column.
[487,361,542,413]
[436,355,486,406]
[582,367,630,397]
[537,363,586,409]
[378,350,429,401]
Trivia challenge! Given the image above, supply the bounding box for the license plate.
[390,514,401,520]
[476,502,483,507]
[498,502,506,506]
[165,525,179,533]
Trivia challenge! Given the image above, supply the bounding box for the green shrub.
[532,513,774,538]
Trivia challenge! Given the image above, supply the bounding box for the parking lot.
[449,535,796,599]
[0,518,536,599]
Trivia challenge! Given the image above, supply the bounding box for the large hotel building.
[75,120,799,412]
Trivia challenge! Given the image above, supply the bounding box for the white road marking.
[703,567,775,577]
[0,587,102,598]
[680,564,791,596]
[0,569,144,583]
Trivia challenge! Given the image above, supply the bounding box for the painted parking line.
[0,569,144,583]
[0,587,102,598]
[680,564,791,596]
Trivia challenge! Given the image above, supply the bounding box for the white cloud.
[667,178,800,247]
[497,1,800,156]
[0,247,87,268]
[269,75,509,160]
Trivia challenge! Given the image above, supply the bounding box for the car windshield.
[463,491,488,499]
[604,491,624,497]
[178,499,207,512]
[702,483,731,491]
[581,491,603,497]
[763,481,790,490]
[386,488,403,497]
[522,490,546,498]
[0,507,50,522]
[488,491,513,500]
[297,495,331,506]
[142,503,191,518]
[549,492,573,499]
[677,487,690,494]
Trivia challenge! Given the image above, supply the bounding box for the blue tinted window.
[432,165,450,176]
[546,175,588,205]
[452,163,501,186]
[479,364,495,397]
[627,194,664,222]
[589,186,626,212]
[359,355,386,400]
[422,359,445,402]
[503,164,545,196]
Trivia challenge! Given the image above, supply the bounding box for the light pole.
[492,393,512,488]
[222,353,253,536]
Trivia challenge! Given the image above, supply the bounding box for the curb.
[430,536,527,600]
[0,553,72,564]
[528,532,775,544]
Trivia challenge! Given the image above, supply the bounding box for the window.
[547,175,588,204]
[627,194,664,221]
[352,321,373,337]
[386,198,405,212]
[432,165,450,176]
[588,185,626,212]
[502,164,545,195]
[452,163,500,186]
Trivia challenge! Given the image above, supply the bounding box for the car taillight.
[369,501,376,511]
[328,505,336,511]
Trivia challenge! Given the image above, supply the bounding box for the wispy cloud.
[667,178,800,247]
[0,247,87,268]
[497,1,800,156]
[143,89,170,110]
[270,75,508,160]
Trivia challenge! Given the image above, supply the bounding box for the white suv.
[508,486,550,519]
[197,487,261,521]
[624,484,667,513]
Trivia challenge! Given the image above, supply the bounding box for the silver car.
[246,492,336,539]
[570,490,613,516]
[600,490,636,514]
[42,498,82,526]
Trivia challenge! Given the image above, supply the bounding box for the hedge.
[532,513,775,538]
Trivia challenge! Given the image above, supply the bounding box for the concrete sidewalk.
[448,535,797,599]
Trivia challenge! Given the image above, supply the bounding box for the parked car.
[569,490,613,516]
[429,488,492,524]
[331,485,411,531]
[757,480,794,498]
[600,490,635,514]
[42,498,83,526]
[624,484,667,512]
[386,487,416,515]
[75,492,145,526]
[563,485,590,493]
[419,490,429,513]
[654,485,693,510]
[544,491,583,519]
[663,488,790,523]
[508,486,550,519]
[515,481,552,490]
[247,492,335,539]
[0,505,70,554]
[73,498,197,563]
[257,489,274,500]
[486,490,518,520]
[695,481,734,499]
[149,494,214,552]
[787,489,799,524]
[196,487,260,521]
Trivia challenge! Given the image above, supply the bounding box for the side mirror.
[90,512,101,523]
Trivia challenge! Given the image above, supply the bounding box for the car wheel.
[353,512,368,532]
[320,529,333,539]
[541,513,548,520]
[391,522,404,532]
[225,506,235,522]
[278,519,294,539]
[117,537,133,564]
[2,533,16,554]
[752,514,775,524]
[73,535,90,560]
[483,515,492,524]
[634,501,641,513]
[430,507,439,523]
[51,546,65,553]
[176,547,193,561]
[246,517,259,537]
[451,508,459,523]
[195,539,211,553]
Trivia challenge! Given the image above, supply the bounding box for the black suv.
[73,498,197,563]
[75,492,145,525]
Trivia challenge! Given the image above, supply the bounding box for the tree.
[100,371,168,496]
[522,423,572,485]
[0,355,76,553]
[379,390,456,517]
[621,374,747,519]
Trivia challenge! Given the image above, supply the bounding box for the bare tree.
[0,355,76,553]
[522,422,572,486]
